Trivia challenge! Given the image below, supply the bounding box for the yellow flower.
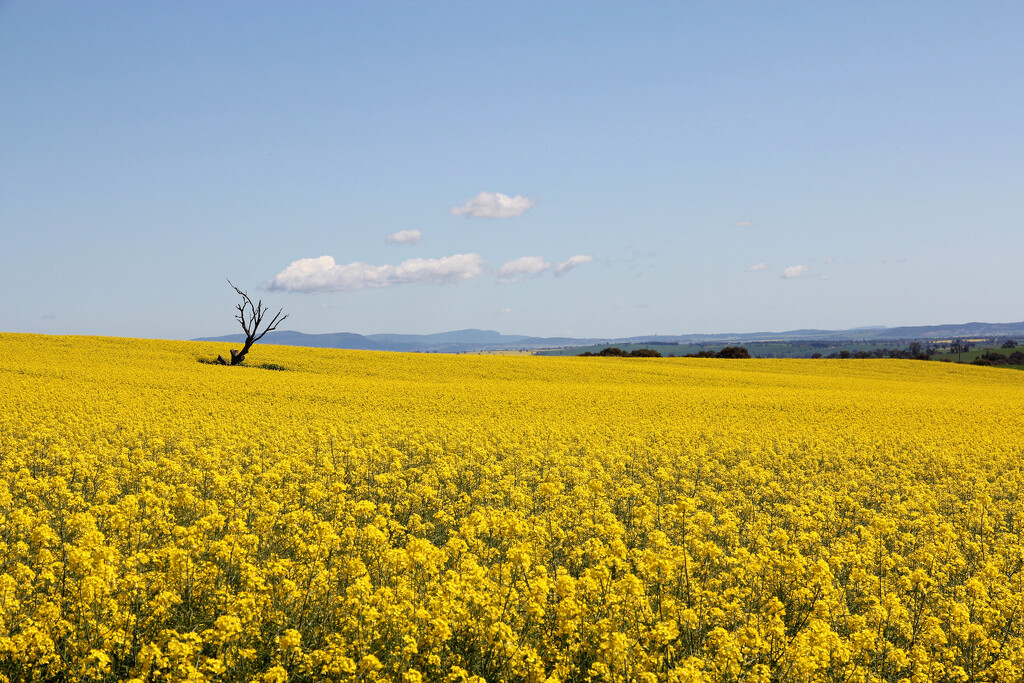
[3,333,1024,682]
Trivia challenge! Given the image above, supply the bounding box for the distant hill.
[609,321,1024,344]
[863,321,1024,341]
[194,328,585,353]
[194,321,1024,354]
[195,331,384,351]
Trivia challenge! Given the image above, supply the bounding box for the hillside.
[195,320,1024,354]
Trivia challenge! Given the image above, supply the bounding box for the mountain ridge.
[193,321,1024,354]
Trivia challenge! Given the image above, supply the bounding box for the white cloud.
[264,254,484,293]
[385,229,422,245]
[495,253,595,283]
[499,307,512,314]
[781,265,809,279]
[451,191,536,218]
[734,220,754,227]
[555,254,595,276]
[745,262,767,272]
[498,256,552,283]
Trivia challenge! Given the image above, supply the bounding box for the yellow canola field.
[2,333,1024,683]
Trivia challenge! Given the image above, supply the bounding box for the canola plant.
[2,333,1024,682]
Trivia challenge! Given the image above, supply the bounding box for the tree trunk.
[215,346,250,366]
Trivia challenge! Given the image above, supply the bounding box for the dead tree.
[216,280,288,365]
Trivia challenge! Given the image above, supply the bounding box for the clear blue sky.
[3,1,1022,339]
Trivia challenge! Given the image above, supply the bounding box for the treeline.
[578,347,663,357]
[972,350,1024,366]
[814,338,1023,366]
[576,341,1023,366]
[813,342,935,360]
[579,346,751,358]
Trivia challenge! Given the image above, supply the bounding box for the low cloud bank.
[265,254,484,293]
[267,250,594,293]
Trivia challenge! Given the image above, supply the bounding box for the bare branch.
[251,308,288,343]
[220,279,288,365]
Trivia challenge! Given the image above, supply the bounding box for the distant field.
[540,340,905,358]
[931,344,1023,363]
[3,334,1024,681]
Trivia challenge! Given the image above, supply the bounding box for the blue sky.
[2,1,1022,339]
